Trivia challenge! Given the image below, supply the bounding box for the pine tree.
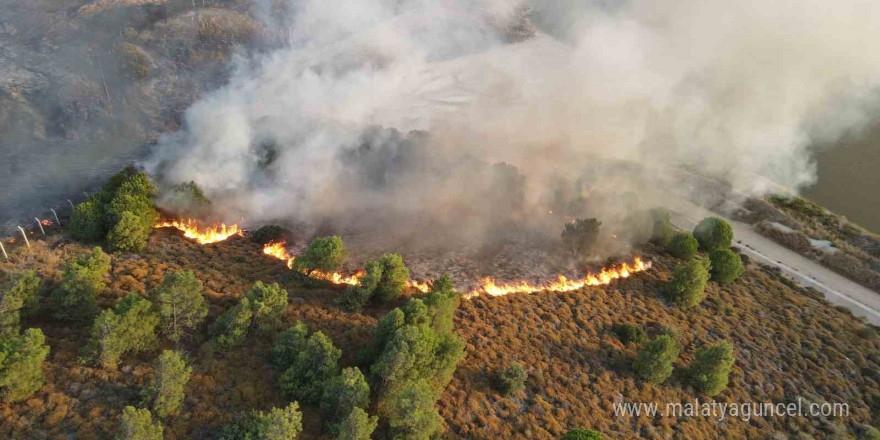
[255,402,303,440]
[279,331,341,403]
[151,271,208,342]
[633,334,680,385]
[50,247,111,322]
[335,408,377,440]
[0,270,41,341]
[245,282,288,333]
[387,380,443,440]
[664,258,711,308]
[0,328,50,401]
[211,298,253,351]
[320,367,370,433]
[361,254,410,303]
[272,321,309,369]
[144,350,192,417]
[689,341,735,396]
[116,406,163,440]
[85,293,159,369]
[293,236,348,274]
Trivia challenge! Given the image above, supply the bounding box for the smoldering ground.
[146,0,880,250]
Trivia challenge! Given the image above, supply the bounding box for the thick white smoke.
[147,0,880,228]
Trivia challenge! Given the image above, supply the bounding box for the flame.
[41,220,52,226]
[154,219,242,244]
[466,257,651,298]
[408,279,432,293]
[263,241,296,269]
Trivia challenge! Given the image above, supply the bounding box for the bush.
[217,403,303,440]
[294,236,348,274]
[693,217,733,251]
[161,181,211,217]
[689,341,735,396]
[560,428,603,440]
[144,350,192,418]
[612,323,646,345]
[70,197,105,241]
[320,367,370,433]
[387,379,443,440]
[50,247,111,322]
[85,293,159,369]
[664,258,711,308]
[335,408,377,440]
[633,334,680,385]
[279,331,341,403]
[151,271,208,342]
[562,218,601,258]
[245,282,288,333]
[70,169,158,250]
[107,210,153,253]
[0,328,50,401]
[116,406,163,440]
[118,42,151,79]
[650,209,673,246]
[708,249,745,283]
[667,232,699,260]
[335,286,372,313]
[361,254,410,303]
[251,225,291,246]
[272,322,309,369]
[0,271,41,341]
[493,362,527,396]
[211,298,253,351]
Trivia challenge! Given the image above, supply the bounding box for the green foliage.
[363,254,410,303]
[708,249,745,283]
[0,328,50,401]
[144,350,192,418]
[633,334,680,385]
[70,197,105,241]
[335,286,373,313]
[335,408,378,440]
[107,210,154,253]
[85,293,159,369]
[689,341,735,396]
[279,331,341,403]
[245,282,288,333]
[211,298,254,351]
[693,217,734,251]
[560,428,603,440]
[0,271,41,341]
[220,402,303,440]
[387,380,443,440]
[116,406,163,440]
[251,225,291,246]
[294,236,348,274]
[272,321,309,369]
[664,258,711,308]
[50,247,111,322]
[562,218,601,257]
[612,323,646,345]
[163,181,211,216]
[151,271,208,342]
[423,283,460,335]
[667,232,699,260]
[493,362,527,396]
[320,367,370,434]
[650,209,674,246]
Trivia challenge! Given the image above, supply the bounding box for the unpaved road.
[669,200,880,325]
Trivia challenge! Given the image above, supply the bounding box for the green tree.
[151,271,208,342]
[335,286,373,313]
[560,428,603,440]
[666,232,699,260]
[693,217,733,251]
[280,331,341,403]
[423,278,459,335]
[50,247,110,322]
[272,321,309,369]
[70,197,105,242]
[107,210,153,253]
[562,218,601,258]
[0,271,41,341]
[144,350,192,418]
[664,258,711,308]
[361,254,410,303]
[116,406,163,440]
[211,298,254,351]
[493,362,527,396]
[217,403,303,440]
[245,282,288,333]
[708,249,745,283]
[335,408,377,440]
[649,209,673,246]
[387,380,443,440]
[633,334,680,385]
[294,236,348,275]
[163,181,211,216]
[612,323,646,345]
[0,328,50,401]
[689,341,735,396]
[320,367,370,433]
[85,293,159,369]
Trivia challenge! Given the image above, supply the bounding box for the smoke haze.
[147,0,880,235]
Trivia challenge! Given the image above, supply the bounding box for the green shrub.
[361,254,410,303]
[70,197,105,241]
[116,406,163,440]
[560,428,603,440]
[633,334,680,385]
[85,293,159,369]
[107,210,153,253]
[693,217,733,251]
[279,331,341,403]
[70,169,158,250]
[144,350,192,418]
[612,323,646,345]
[50,247,110,322]
[272,322,309,369]
[387,379,443,440]
[251,225,291,246]
[320,367,370,434]
[667,232,699,260]
[211,298,253,351]
[650,209,673,246]
[245,282,288,333]
[664,258,711,308]
[151,271,208,342]
[493,362,527,396]
[562,218,601,257]
[708,249,745,283]
[689,341,735,396]
[0,328,50,401]
[0,271,41,341]
[217,403,303,440]
[335,286,372,312]
[162,181,211,216]
[335,408,377,440]
[294,236,348,274]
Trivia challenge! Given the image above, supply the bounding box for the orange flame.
[263,241,296,269]
[466,257,651,298]
[41,219,52,226]
[154,219,242,244]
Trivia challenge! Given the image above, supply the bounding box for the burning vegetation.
[153,218,242,245]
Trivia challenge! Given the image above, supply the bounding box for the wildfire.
[41,219,52,226]
[466,257,651,298]
[263,241,295,269]
[154,219,242,244]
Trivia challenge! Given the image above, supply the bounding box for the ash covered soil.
[0,227,877,440]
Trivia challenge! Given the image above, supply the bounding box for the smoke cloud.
[147,0,880,237]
